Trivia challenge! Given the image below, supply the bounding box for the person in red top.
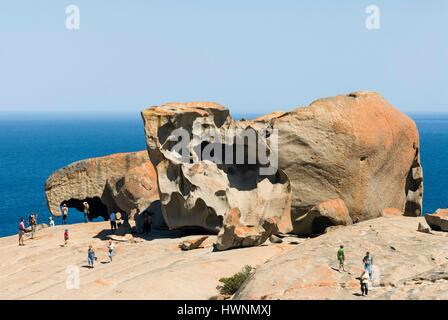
[18,218,26,246]
[64,229,69,246]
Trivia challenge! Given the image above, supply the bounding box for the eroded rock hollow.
[141,102,293,250]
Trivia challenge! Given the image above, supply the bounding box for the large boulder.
[254,91,423,230]
[294,198,352,235]
[425,209,448,231]
[45,151,161,226]
[141,102,293,249]
[215,208,279,251]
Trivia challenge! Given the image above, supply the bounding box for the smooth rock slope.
[235,216,448,300]
[2,216,448,300]
[0,222,293,300]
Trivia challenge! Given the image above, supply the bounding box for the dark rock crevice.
[62,197,109,221]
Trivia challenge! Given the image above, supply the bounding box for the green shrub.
[217,265,253,296]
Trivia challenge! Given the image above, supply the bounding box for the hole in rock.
[429,224,442,231]
[61,197,109,221]
[311,216,334,234]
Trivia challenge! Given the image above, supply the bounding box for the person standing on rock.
[363,252,373,280]
[61,204,68,225]
[82,202,89,223]
[18,218,26,246]
[29,213,37,239]
[64,229,69,246]
[337,245,345,272]
[87,245,96,268]
[110,212,117,233]
[360,269,370,296]
[107,240,115,262]
[49,216,55,227]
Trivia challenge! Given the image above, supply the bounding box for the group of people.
[87,240,115,268]
[17,204,152,274]
[17,213,38,245]
[337,245,374,296]
[61,201,89,225]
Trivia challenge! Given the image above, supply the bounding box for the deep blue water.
[0,113,446,237]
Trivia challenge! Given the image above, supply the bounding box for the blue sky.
[0,0,447,115]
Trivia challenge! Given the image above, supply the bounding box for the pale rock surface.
[235,216,448,300]
[2,216,448,300]
[0,221,293,300]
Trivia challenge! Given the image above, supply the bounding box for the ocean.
[0,113,446,237]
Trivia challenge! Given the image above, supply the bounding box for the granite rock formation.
[45,151,160,227]
[141,92,423,241]
[425,209,448,232]
[141,102,293,250]
[252,91,423,230]
[293,198,352,235]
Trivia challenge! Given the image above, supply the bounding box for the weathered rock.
[382,208,404,217]
[141,92,423,238]
[417,222,432,234]
[215,208,278,251]
[269,234,283,244]
[45,151,160,226]
[425,209,448,231]
[108,234,135,243]
[179,236,209,251]
[141,102,293,249]
[253,91,423,230]
[234,216,448,300]
[294,199,352,235]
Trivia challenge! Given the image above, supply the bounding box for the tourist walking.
[61,204,68,225]
[337,245,345,272]
[87,245,96,268]
[64,229,69,246]
[49,216,55,227]
[107,240,115,262]
[360,269,370,296]
[18,218,26,246]
[363,251,373,279]
[82,202,89,223]
[110,212,117,233]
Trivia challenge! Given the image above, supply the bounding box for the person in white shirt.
[61,204,68,225]
[107,240,115,262]
[82,202,89,223]
[49,216,55,227]
[360,269,370,296]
